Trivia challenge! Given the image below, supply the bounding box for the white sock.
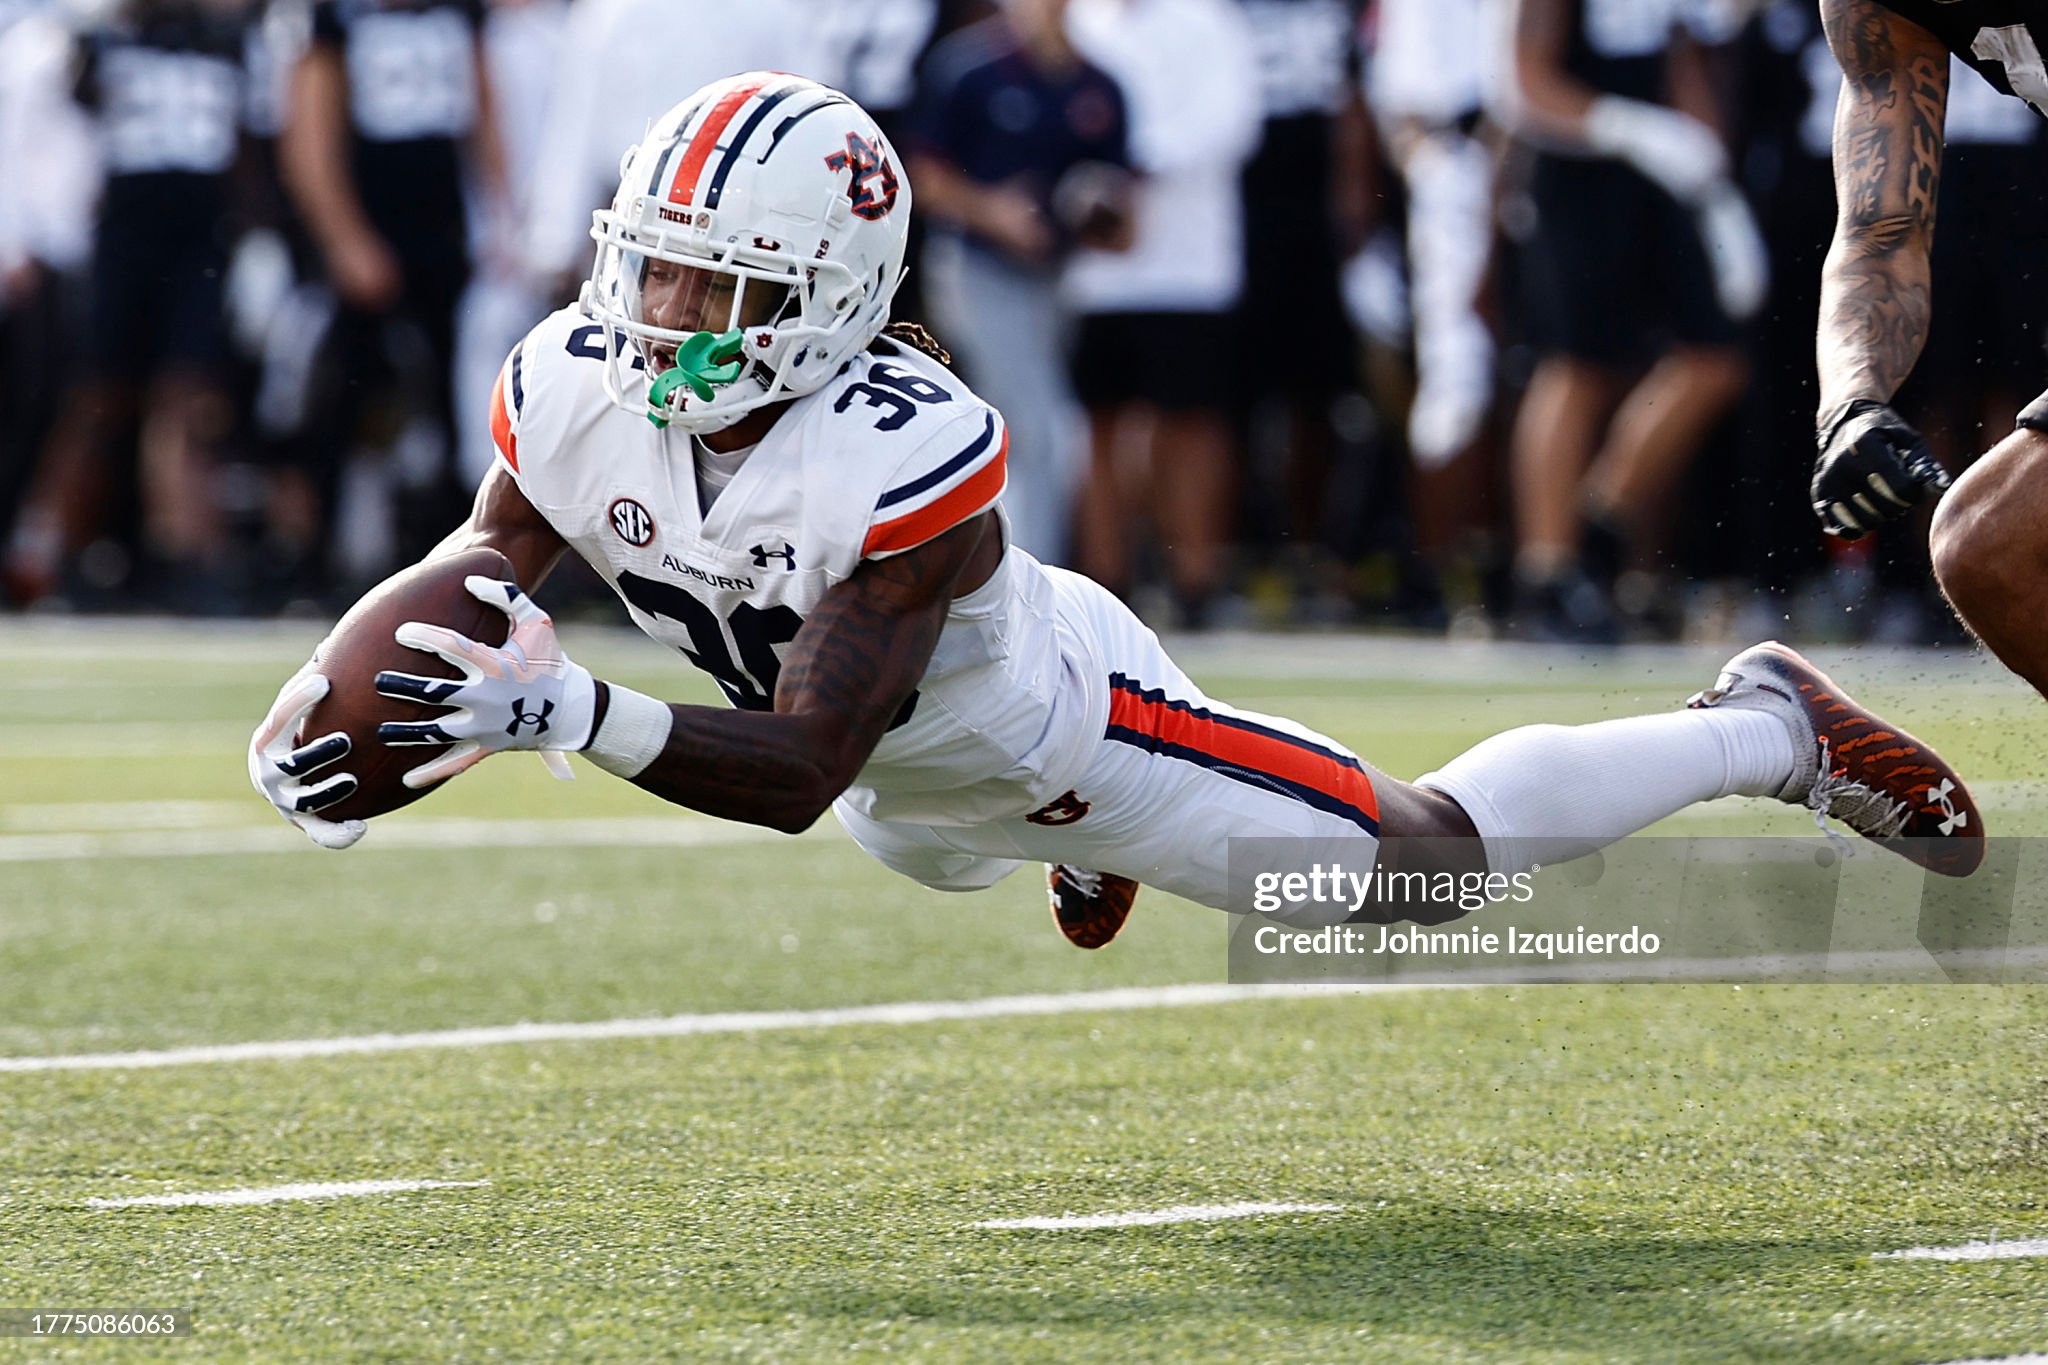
[1415,708,1796,874]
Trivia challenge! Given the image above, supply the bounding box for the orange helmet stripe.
[666,77,773,208]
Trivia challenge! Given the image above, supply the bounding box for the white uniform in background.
[1367,0,1495,467]
[491,306,1383,912]
[452,0,568,484]
[785,0,937,119]
[521,0,808,284]
[1062,0,1265,316]
[0,10,101,282]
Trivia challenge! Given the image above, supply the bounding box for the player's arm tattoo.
[622,513,995,832]
[1816,0,1950,418]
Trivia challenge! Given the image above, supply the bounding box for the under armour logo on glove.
[373,575,599,789]
[507,697,554,738]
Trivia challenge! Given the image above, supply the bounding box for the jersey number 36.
[615,571,917,727]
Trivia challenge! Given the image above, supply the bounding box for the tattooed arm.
[1817,0,1951,419]
[617,512,1000,832]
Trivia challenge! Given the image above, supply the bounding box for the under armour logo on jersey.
[1930,778,1968,835]
[609,497,656,547]
[507,698,553,738]
[750,541,797,570]
[823,133,899,221]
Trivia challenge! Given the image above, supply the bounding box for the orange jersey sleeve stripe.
[861,430,1008,557]
[1105,679,1381,832]
[668,78,770,207]
[489,366,518,472]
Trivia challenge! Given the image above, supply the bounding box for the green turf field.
[3,620,2046,1362]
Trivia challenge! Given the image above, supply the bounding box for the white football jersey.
[490,306,1106,826]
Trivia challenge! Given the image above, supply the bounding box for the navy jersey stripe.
[1103,725,1381,835]
[1106,672,1367,773]
[509,347,524,415]
[876,414,997,510]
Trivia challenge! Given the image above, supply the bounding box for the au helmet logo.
[823,133,899,222]
[609,498,656,547]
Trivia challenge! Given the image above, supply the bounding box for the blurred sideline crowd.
[0,0,2042,643]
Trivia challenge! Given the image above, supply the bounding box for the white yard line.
[87,1179,487,1209]
[0,983,1404,1074]
[975,1201,1345,1230]
[0,816,794,862]
[1877,1238,2048,1263]
[1920,1357,2048,1365]
[0,800,254,832]
[0,721,254,759]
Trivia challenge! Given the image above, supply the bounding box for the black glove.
[1812,399,1951,539]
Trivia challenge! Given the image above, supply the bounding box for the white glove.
[374,576,597,789]
[1582,96,1728,206]
[247,658,368,850]
[1693,180,1769,321]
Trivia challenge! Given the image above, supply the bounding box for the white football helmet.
[584,72,912,434]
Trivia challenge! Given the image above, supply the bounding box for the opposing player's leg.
[1930,417,2048,700]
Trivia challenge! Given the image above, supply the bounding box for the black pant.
[297,258,470,573]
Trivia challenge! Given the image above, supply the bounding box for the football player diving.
[251,74,1984,946]
[1813,0,2048,701]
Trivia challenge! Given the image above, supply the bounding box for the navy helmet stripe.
[703,82,809,209]
[766,93,855,158]
[644,95,713,198]
[877,414,997,510]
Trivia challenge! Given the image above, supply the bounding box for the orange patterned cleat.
[1687,640,1984,877]
[1048,864,1139,949]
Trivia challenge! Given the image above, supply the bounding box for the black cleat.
[1048,864,1138,949]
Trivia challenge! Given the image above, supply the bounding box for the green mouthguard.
[646,329,746,428]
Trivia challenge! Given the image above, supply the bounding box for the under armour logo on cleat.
[1930,778,1967,835]
[507,697,554,738]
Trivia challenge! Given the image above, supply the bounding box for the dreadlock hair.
[881,321,951,367]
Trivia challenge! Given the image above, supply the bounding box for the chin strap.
[645,329,745,428]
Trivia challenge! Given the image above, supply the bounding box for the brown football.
[301,547,515,824]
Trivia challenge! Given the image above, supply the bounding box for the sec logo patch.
[609,498,656,547]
